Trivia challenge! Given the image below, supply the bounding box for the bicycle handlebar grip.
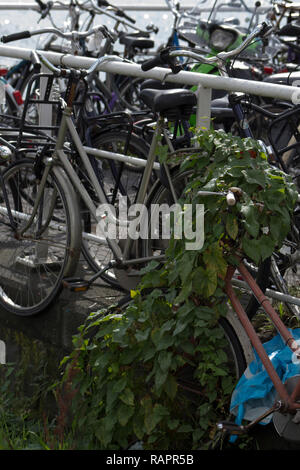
[1,31,31,43]
[35,0,47,9]
[141,55,163,71]
[97,0,110,6]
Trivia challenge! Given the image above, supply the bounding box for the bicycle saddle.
[211,96,229,108]
[278,21,300,37]
[210,95,234,118]
[140,79,184,91]
[119,35,154,50]
[139,88,197,120]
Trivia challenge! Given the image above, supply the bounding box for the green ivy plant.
[57,129,298,450]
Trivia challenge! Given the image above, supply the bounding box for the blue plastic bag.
[230,328,300,436]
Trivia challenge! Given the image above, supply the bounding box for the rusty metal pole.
[238,262,300,358]
[225,265,292,407]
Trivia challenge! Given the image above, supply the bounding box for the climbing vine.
[57,129,298,450]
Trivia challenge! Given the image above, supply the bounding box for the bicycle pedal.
[216,421,246,435]
[62,277,90,292]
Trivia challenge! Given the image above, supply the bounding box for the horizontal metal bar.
[0,2,270,12]
[232,278,300,307]
[0,44,298,102]
[84,145,161,170]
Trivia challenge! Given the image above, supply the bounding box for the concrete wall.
[0,260,123,373]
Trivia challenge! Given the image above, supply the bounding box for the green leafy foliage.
[55,129,298,450]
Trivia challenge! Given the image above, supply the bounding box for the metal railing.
[0,43,298,129]
[0,1,271,13]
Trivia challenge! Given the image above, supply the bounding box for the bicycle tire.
[116,294,247,448]
[286,147,300,191]
[117,293,247,377]
[0,159,81,316]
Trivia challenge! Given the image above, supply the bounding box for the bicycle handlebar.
[141,47,182,73]
[1,24,114,44]
[91,0,136,24]
[35,0,47,9]
[34,51,124,78]
[1,31,32,43]
[35,0,54,19]
[141,21,273,72]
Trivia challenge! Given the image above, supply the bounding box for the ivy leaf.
[177,253,195,283]
[241,168,266,188]
[117,403,134,426]
[96,414,117,447]
[144,403,169,434]
[163,374,178,400]
[154,366,168,390]
[225,212,239,240]
[158,351,173,372]
[177,424,194,433]
[192,265,217,297]
[174,282,193,304]
[135,327,151,342]
[203,243,227,278]
[151,329,175,351]
[240,204,260,238]
[259,234,276,261]
[133,414,145,441]
[242,237,261,265]
[156,144,169,163]
[173,320,188,336]
[106,377,127,409]
[120,388,135,407]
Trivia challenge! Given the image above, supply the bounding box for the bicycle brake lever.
[161,48,182,74]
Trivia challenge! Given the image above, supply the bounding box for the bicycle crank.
[217,403,281,436]
[62,260,119,292]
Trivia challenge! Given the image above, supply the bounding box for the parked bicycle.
[0,20,298,324]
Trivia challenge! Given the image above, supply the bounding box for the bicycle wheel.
[115,294,247,449]
[285,148,300,191]
[80,130,151,286]
[140,167,276,321]
[116,76,148,112]
[0,159,81,316]
[140,168,193,258]
[117,292,246,374]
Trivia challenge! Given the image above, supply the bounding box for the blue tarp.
[230,328,300,433]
